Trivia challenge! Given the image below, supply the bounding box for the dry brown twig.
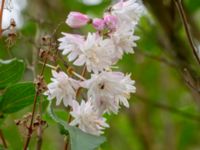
[23,36,55,150]
[173,0,200,65]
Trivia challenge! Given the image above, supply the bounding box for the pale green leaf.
[47,101,106,150]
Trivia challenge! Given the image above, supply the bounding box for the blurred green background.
[1,0,200,150]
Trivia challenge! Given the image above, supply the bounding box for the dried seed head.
[35,75,47,93]
[41,35,51,46]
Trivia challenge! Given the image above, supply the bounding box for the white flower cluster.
[45,0,143,136]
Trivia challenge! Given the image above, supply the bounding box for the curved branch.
[173,0,200,65]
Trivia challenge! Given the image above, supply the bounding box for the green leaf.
[0,82,35,114]
[69,126,106,150]
[58,124,69,135]
[0,58,25,89]
[47,101,106,150]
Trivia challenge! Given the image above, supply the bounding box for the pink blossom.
[66,11,90,28]
[104,14,118,30]
[92,18,105,31]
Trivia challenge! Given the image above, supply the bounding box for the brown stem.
[36,97,43,150]
[23,57,48,150]
[0,129,7,148]
[23,91,39,150]
[173,0,200,65]
[64,138,69,150]
[0,0,5,37]
[36,128,42,150]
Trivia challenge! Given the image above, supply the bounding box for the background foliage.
[1,0,200,150]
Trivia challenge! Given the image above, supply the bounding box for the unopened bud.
[92,18,105,31]
[66,11,90,28]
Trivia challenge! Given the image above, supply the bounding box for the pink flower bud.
[104,14,118,30]
[92,18,105,31]
[66,11,90,28]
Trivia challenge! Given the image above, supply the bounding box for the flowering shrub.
[1,0,200,150]
[0,0,144,149]
[44,0,143,138]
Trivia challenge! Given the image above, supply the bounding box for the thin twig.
[137,50,177,68]
[0,0,5,37]
[135,94,200,122]
[23,57,48,150]
[23,91,39,150]
[51,21,65,37]
[38,61,87,81]
[38,61,57,70]
[64,114,72,150]
[36,97,43,150]
[0,129,7,148]
[173,0,200,64]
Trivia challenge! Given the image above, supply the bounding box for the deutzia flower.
[58,33,84,61]
[70,100,109,136]
[50,0,143,137]
[73,33,115,73]
[44,71,79,107]
[111,0,144,25]
[110,22,140,62]
[81,71,136,114]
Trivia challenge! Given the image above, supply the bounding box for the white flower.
[44,70,79,107]
[110,23,140,62]
[73,33,115,73]
[5,0,13,11]
[58,33,84,61]
[81,71,136,114]
[111,0,144,25]
[70,100,109,136]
